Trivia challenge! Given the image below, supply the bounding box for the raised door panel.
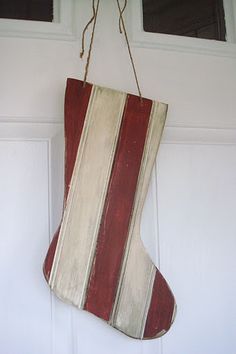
[156,139,236,354]
[0,140,51,354]
[0,123,74,354]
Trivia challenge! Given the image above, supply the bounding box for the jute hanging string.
[80,0,142,101]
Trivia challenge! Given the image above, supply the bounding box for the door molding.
[127,0,236,58]
[0,0,75,40]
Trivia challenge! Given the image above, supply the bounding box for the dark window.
[0,0,53,22]
[142,0,226,41]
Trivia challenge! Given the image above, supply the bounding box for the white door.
[0,1,236,353]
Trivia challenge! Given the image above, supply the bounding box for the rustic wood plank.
[43,79,92,282]
[111,102,169,338]
[144,270,176,338]
[44,79,175,339]
[84,95,152,320]
[49,86,126,307]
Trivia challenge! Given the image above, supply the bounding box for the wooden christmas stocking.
[43,78,176,339]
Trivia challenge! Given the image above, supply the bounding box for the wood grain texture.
[144,270,176,338]
[111,102,174,339]
[43,79,92,282]
[49,85,126,307]
[44,79,175,340]
[84,95,152,320]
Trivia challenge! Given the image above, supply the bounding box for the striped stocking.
[43,78,176,339]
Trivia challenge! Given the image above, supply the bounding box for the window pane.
[0,0,53,22]
[142,0,226,41]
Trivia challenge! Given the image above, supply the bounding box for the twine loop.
[80,0,142,101]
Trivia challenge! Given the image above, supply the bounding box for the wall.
[0,1,236,353]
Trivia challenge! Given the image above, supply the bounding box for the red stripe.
[43,79,92,282]
[84,94,152,320]
[64,79,93,199]
[143,270,175,338]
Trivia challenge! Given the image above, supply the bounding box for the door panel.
[157,142,236,354]
[0,1,236,352]
[0,140,51,354]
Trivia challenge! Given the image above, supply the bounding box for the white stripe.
[111,102,167,339]
[49,85,126,308]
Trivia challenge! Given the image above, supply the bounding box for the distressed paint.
[84,95,152,320]
[44,79,92,282]
[43,79,176,339]
[49,84,126,307]
[111,102,171,339]
[144,271,176,338]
